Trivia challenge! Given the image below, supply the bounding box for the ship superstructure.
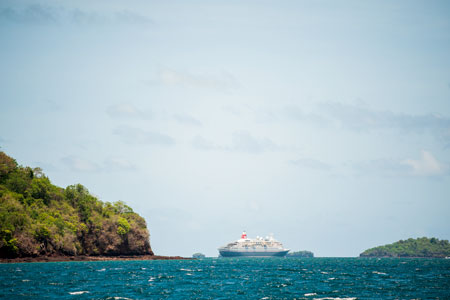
[218,231,289,257]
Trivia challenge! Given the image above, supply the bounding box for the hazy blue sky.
[1,0,449,257]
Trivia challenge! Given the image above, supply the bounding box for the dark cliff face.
[0,152,153,258]
[80,214,154,257]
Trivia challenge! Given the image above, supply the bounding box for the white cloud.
[173,114,202,126]
[0,5,153,26]
[106,103,151,120]
[321,102,450,137]
[61,156,137,172]
[61,156,101,172]
[113,126,175,146]
[231,131,279,154]
[192,136,220,151]
[113,10,154,25]
[156,68,240,91]
[72,9,153,26]
[192,131,280,154]
[403,150,447,176]
[221,105,241,116]
[348,158,410,177]
[289,158,332,170]
[0,5,58,25]
[104,157,137,171]
[284,105,330,127]
[346,151,448,178]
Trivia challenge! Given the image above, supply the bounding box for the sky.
[0,0,449,257]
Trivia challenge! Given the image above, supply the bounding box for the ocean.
[1,257,449,299]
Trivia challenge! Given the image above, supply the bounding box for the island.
[286,250,314,258]
[192,252,206,259]
[360,237,450,258]
[0,152,185,262]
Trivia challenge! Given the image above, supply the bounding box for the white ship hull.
[219,249,289,257]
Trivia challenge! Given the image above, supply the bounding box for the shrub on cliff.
[0,152,153,258]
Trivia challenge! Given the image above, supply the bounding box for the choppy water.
[1,257,449,299]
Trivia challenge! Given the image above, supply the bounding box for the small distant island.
[360,237,450,258]
[192,252,206,259]
[286,250,314,258]
[0,152,185,262]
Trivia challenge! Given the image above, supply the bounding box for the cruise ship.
[218,231,289,257]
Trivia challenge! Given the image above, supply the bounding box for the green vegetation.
[286,250,314,258]
[360,237,450,258]
[0,152,153,258]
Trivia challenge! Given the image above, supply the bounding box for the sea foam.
[69,291,89,295]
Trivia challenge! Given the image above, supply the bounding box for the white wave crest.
[69,291,89,295]
[372,271,388,275]
[313,298,357,300]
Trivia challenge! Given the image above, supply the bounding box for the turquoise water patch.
[1,258,449,299]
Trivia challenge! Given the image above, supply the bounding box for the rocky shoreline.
[0,255,191,263]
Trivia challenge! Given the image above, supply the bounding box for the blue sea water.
[1,258,449,299]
